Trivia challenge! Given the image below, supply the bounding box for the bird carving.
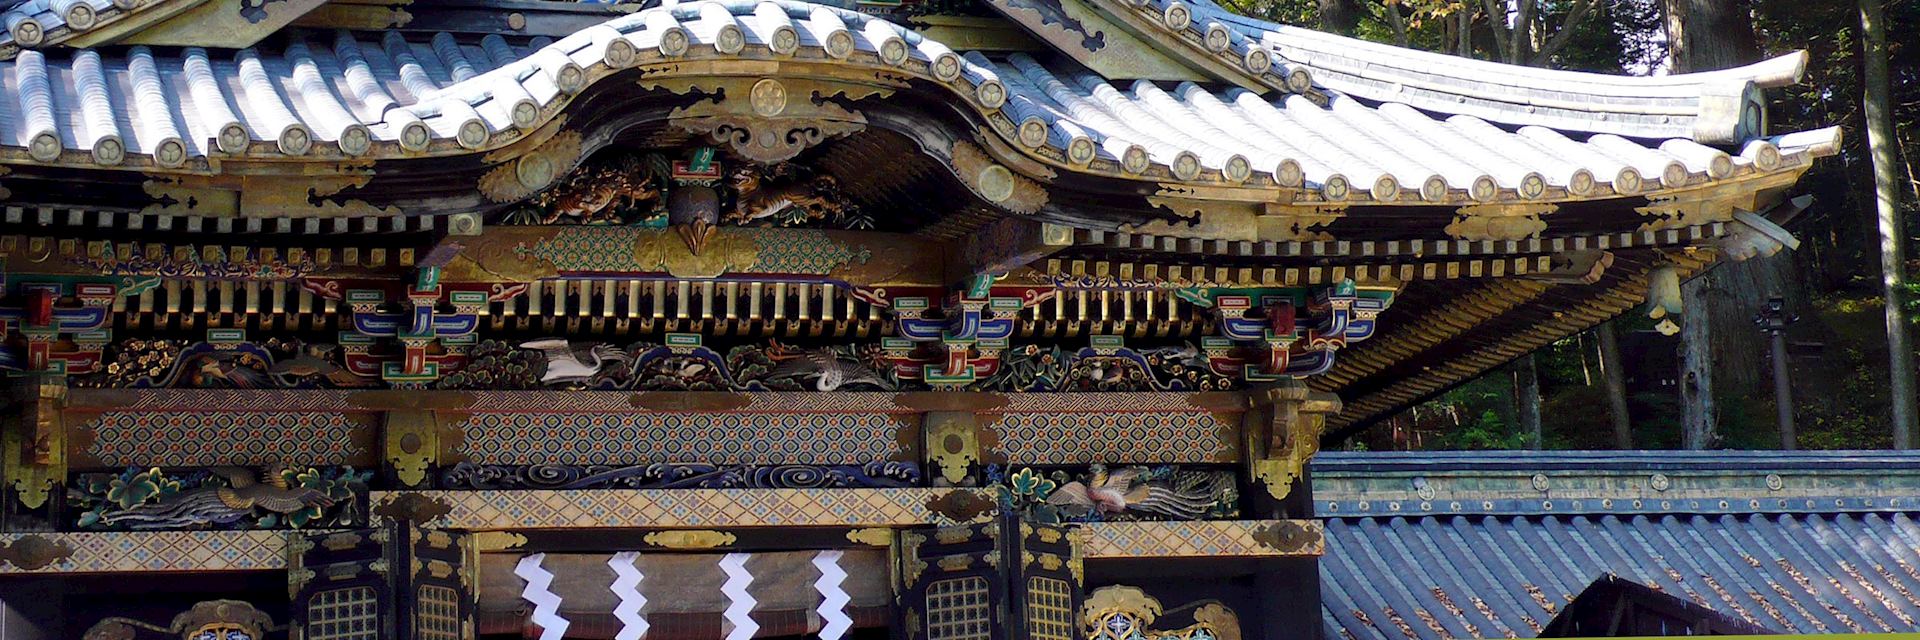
[99,466,334,529]
[766,346,894,391]
[1045,466,1217,520]
[269,344,372,387]
[521,339,632,384]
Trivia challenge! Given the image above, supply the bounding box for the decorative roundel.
[975,80,1006,109]
[1765,473,1784,491]
[27,131,60,162]
[716,25,745,54]
[1204,22,1230,53]
[1421,175,1448,201]
[1122,145,1150,174]
[1531,473,1549,491]
[932,53,962,82]
[1470,175,1498,202]
[277,125,313,156]
[1614,167,1642,194]
[1067,136,1095,165]
[338,124,372,156]
[879,38,909,65]
[606,37,637,67]
[1017,118,1048,148]
[1568,169,1596,196]
[660,28,690,57]
[556,63,586,94]
[1661,162,1689,188]
[92,136,123,165]
[750,78,788,117]
[1708,153,1734,179]
[1162,2,1190,30]
[11,19,43,47]
[1244,48,1271,75]
[770,26,799,55]
[1650,473,1670,491]
[1286,68,1312,93]
[825,31,854,58]
[1171,152,1201,180]
[1323,174,1350,200]
[400,121,433,151]
[217,123,250,154]
[457,119,490,149]
[1519,172,1546,199]
[1751,141,1781,171]
[978,165,1015,203]
[1224,155,1251,183]
[1370,175,1398,201]
[511,99,540,128]
[1274,159,1303,187]
[65,3,96,30]
[155,138,187,167]
[517,154,556,189]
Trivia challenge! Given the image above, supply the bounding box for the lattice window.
[307,586,379,640]
[1027,576,1076,640]
[926,576,991,640]
[416,584,461,640]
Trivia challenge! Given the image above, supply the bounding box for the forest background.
[1231,1,1920,451]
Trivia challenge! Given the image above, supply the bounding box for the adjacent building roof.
[0,0,1838,206]
[1313,451,1920,639]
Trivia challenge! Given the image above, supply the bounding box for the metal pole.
[1755,297,1798,450]
[1770,330,1795,450]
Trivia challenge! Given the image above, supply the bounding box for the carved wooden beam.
[949,218,1075,285]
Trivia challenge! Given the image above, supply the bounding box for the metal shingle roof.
[0,0,1838,206]
[1316,451,1920,639]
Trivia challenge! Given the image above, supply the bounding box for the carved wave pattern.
[436,461,920,490]
[454,412,909,465]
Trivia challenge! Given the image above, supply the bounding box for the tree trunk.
[1318,0,1362,36]
[1666,0,1776,450]
[1680,278,1716,449]
[1597,322,1634,449]
[1860,0,1917,447]
[1665,0,1761,73]
[1514,355,1543,449]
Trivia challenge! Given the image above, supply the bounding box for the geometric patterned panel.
[454,412,910,465]
[384,488,966,529]
[1080,521,1325,558]
[984,412,1236,464]
[0,531,288,573]
[83,411,366,466]
[925,576,992,640]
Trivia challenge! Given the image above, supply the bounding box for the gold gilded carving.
[481,130,585,203]
[1246,382,1341,501]
[934,525,975,544]
[424,530,454,549]
[473,531,528,552]
[383,410,439,489]
[654,78,881,164]
[1193,604,1244,640]
[1069,527,1088,583]
[633,227,760,278]
[1447,203,1556,241]
[643,530,737,549]
[1256,203,1346,242]
[925,490,996,522]
[1084,586,1163,627]
[846,528,894,547]
[373,492,454,524]
[4,385,64,510]
[319,532,364,551]
[937,554,972,571]
[1250,520,1323,554]
[952,140,1047,214]
[1032,552,1062,571]
[1135,195,1260,242]
[900,532,928,585]
[423,559,454,579]
[925,412,980,486]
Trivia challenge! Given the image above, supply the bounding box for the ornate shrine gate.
[0,0,1831,634]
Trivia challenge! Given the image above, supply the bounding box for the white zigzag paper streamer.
[813,550,852,640]
[719,553,759,640]
[609,551,649,640]
[515,552,570,640]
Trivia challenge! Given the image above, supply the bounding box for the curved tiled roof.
[0,0,1839,207]
[1113,0,1807,144]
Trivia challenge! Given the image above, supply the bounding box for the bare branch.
[1511,0,1537,63]
[1383,0,1410,47]
[1530,0,1602,65]
[1479,0,1510,60]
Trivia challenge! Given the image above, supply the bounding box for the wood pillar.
[1244,381,1341,519]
